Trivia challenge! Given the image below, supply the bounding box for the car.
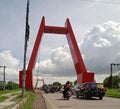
[72,84,81,95]
[76,82,105,100]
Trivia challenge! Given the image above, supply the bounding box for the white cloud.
[0,50,19,68]
[93,37,111,47]
[0,50,20,82]
[50,47,71,63]
[81,21,120,74]
[35,46,75,77]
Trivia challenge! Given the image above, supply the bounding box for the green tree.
[103,75,120,88]
[6,81,19,90]
[113,75,120,88]
[53,82,61,86]
[103,76,110,88]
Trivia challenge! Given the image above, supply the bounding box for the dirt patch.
[32,92,47,109]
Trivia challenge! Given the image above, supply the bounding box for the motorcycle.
[63,90,72,100]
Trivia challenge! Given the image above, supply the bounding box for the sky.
[0,0,120,85]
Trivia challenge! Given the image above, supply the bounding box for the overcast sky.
[0,0,120,85]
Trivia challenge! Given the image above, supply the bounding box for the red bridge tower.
[19,17,95,89]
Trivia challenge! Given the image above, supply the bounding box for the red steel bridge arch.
[19,16,95,89]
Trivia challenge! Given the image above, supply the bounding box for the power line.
[80,0,120,5]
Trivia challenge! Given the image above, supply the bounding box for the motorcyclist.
[63,81,72,99]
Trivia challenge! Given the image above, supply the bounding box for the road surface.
[43,92,120,109]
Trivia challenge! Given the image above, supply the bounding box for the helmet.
[66,81,70,84]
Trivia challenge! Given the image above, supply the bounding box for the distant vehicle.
[76,82,105,100]
[60,86,64,93]
[72,84,81,95]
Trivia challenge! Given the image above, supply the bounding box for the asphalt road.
[43,92,120,109]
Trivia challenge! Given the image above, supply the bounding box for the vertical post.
[3,66,6,91]
[110,63,113,88]
[110,63,120,88]
[0,65,6,91]
[22,0,30,97]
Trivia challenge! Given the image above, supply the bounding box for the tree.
[103,76,110,88]
[53,82,61,86]
[103,75,120,88]
[112,75,120,88]
[6,81,19,90]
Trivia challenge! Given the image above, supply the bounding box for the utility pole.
[110,63,120,88]
[22,0,30,97]
[0,65,7,91]
[110,63,113,88]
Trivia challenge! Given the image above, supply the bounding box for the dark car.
[76,82,105,100]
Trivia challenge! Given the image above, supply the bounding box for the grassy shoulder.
[0,88,21,103]
[105,88,120,98]
[21,91,35,109]
[0,90,35,109]
[0,96,9,102]
[0,88,35,109]
[0,88,21,95]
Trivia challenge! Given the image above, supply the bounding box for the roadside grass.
[12,94,24,103]
[3,94,23,109]
[0,89,21,103]
[21,91,35,109]
[3,91,35,109]
[105,88,120,98]
[0,89,35,109]
[0,88,21,95]
[0,96,9,102]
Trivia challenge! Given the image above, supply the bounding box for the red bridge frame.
[19,16,95,89]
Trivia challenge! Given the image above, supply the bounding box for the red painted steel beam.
[66,18,87,74]
[19,16,95,89]
[27,17,45,71]
[44,26,68,34]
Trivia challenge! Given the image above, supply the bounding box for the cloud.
[93,37,111,47]
[0,50,20,82]
[81,21,120,74]
[0,51,19,68]
[35,46,76,77]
